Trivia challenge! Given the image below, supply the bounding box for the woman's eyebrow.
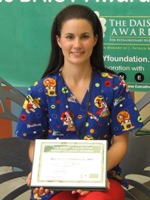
[65,32,91,35]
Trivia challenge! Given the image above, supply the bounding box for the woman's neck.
[61,64,93,104]
[61,64,92,83]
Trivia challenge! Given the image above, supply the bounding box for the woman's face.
[56,19,98,67]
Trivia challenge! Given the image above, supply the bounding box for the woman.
[16,4,143,200]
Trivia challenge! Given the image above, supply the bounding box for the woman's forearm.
[107,132,129,171]
[28,140,35,162]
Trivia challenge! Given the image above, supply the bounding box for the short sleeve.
[15,80,49,140]
[110,77,143,136]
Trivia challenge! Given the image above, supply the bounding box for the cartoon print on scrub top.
[60,111,76,131]
[119,79,129,92]
[102,72,113,79]
[83,135,94,140]
[88,111,100,123]
[43,78,57,96]
[67,94,76,103]
[94,95,110,117]
[114,96,125,106]
[23,95,41,114]
[117,111,134,131]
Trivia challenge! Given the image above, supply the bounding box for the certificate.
[30,139,107,190]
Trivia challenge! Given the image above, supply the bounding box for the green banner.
[0,0,150,91]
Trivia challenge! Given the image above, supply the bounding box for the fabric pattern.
[16,70,143,200]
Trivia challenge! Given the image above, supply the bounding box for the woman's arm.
[107,132,129,171]
[28,140,35,162]
[26,141,35,186]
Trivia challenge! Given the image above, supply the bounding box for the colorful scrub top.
[16,70,143,200]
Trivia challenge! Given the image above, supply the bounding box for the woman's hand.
[33,187,54,196]
[72,190,90,196]
[26,172,54,196]
[71,178,110,196]
[26,172,110,196]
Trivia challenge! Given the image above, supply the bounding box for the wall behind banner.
[0,0,150,91]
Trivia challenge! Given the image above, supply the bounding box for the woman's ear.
[94,34,98,47]
[56,35,61,48]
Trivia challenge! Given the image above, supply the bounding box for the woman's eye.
[65,34,89,40]
[81,35,89,39]
[66,35,74,40]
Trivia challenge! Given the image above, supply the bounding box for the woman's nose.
[73,38,82,48]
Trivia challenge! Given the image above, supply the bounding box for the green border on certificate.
[30,139,107,190]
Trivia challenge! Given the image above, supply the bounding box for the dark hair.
[42,4,114,77]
